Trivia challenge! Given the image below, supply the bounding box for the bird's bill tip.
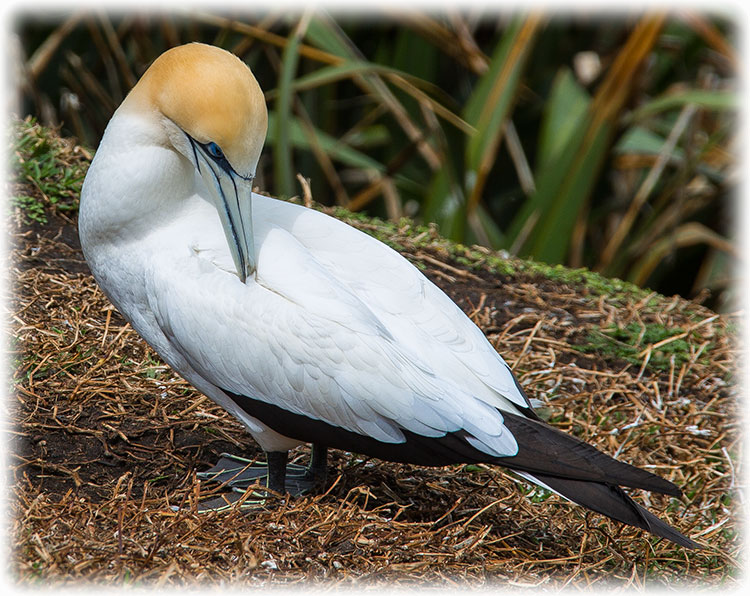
[205,166,256,282]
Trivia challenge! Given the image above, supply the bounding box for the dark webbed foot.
[194,445,328,511]
[196,452,306,488]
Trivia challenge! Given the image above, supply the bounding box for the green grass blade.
[615,126,677,156]
[269,60,467,133]
[274,17,309,198]
[422,162,466,241]
[507,16,666,263]
[304,16,353,58]
[269,62,413,95]
[519,124,612,261]
[468,203,506,248]
[536,67,590,175]
[629,89,736,122]
[266,112,386,174]
[424,15,541,244]
[627,221,736,286]
[614,124,727,183]
[305,15,441,170]
[464,15,543,213]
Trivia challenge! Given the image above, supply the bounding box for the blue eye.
[206,142,224,160]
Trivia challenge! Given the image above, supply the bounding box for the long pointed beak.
[209,168,255,282]
[191,143,256,282]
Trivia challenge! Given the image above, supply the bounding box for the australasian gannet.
[79,42,697,548]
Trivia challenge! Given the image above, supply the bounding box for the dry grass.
[7,132,741,588]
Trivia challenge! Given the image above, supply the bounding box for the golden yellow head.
[122,42,267,177]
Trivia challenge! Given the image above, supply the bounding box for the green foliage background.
[14,10,737,309]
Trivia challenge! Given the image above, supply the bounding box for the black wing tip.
[650,477,683,498]
[639,502,700,549]
[650,522,701,550]
[528,473,698,549]
[500,411,687,497]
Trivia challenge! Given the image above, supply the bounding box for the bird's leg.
[196,445,328,511]
[191,451,284,512]
[199,450,293,493]
[196,452,307,487]
[193,450,290,512]
[265,450,288,493]
[307,444,328,487]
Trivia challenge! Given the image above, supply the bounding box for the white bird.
[79,43,696,548]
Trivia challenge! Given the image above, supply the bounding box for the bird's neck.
[81,110,196,242]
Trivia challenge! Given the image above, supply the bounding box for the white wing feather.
[146,217,520,457]
[254,196,528,410]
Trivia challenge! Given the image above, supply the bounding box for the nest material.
[9,176,740,587]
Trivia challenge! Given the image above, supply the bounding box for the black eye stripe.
[184,133,255,182]
[198,140,232,173]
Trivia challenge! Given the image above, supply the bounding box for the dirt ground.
[8,198,741,588]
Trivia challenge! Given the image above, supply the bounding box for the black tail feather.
[222,388,696,547]
[500,411,681,496]
[527,473,698,549]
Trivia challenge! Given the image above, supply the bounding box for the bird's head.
[121,42,267,281]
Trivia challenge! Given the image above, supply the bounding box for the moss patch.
[10,117,89,224]
[575,321,711,371]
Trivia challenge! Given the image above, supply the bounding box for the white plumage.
[78,42,696,548]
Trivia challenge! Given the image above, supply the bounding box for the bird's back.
[251,194,535,418]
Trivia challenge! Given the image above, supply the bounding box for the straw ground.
[9,123,740,588]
